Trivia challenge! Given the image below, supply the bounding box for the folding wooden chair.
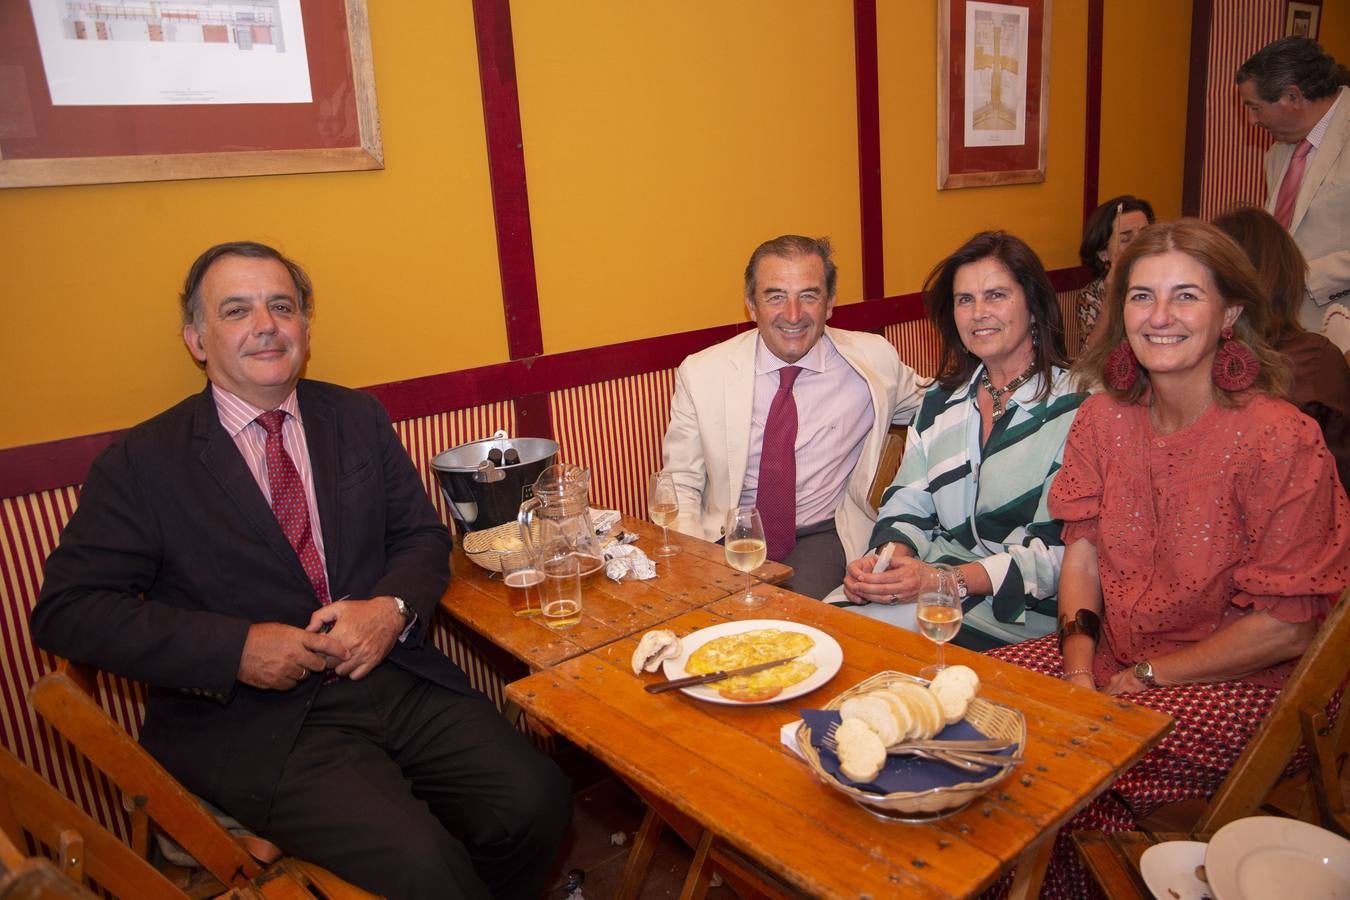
[27,660,376,900]
[1074,586,1350,898]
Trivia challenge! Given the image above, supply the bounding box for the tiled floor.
[546,749,738,899]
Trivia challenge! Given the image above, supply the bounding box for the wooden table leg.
[678,829,714,900]
[616,804,665,900]
[1007,829,1056,900]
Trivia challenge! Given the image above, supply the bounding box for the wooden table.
[438,517,792,672]
[506,584,1173,899]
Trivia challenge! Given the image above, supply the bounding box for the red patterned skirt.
[983,634,1283,900]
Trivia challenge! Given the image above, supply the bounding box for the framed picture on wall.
[1286,2,1321,39]
[0,0,382,189]
[937,0,1051,190]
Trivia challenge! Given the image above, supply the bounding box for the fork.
[820,724,1022,771]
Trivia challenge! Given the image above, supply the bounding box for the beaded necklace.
[979,363,1038,420]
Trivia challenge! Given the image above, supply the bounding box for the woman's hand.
[1102,667,1149,696]
[1064,672,1096,691]
[843,554,932,605]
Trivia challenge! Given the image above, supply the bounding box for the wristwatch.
[1132,659,1157,688]
[951,567,969,601]
[392,596,413,623]
[1057,608,1102,652]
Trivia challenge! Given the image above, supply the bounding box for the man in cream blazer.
[662,236,922,598]
[1239,38,1350,354]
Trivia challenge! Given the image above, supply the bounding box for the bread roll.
[930,664,979,695]
[839,694,902,745]
[835,717,886,783]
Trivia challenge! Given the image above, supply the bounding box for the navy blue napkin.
[800,708,1015,795]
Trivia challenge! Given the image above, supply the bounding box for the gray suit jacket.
[1264,86,1350,352]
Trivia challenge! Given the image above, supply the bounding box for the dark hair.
[1236,37,1349,102]
[1078,195,1156,279]
[180,241,314,328]
[1076,219,1291,405]
[743,235,838,300]
[923,231,1069,398]
[1212,205,1308,347]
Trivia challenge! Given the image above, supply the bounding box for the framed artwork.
[0,0,382,189]
[1285,1,1321,40]
[937,0,1051,190]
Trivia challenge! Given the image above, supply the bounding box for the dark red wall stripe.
[1182,0,1213,218]
[472,0,543,364]
[854,0,884,300]
[1083,0,1104,221]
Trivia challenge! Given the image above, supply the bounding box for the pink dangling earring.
[1212,326,1259,391]
[1105,340,1140,391]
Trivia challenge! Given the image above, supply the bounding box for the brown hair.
[180,241,314,329]
[743,235,838,300]
[1212,205,1308,348]
[1079,195,1156,279]
[1075,219,1291,405]
[924,231,1070,398]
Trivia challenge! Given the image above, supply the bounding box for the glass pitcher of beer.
[517,464,605,579]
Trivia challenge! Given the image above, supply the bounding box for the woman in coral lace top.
[990,219,1350,899]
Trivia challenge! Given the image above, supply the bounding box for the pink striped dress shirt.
[210,385,328,573]
[738,334,874,528]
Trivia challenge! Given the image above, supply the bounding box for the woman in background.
[842,232,1084,650]
[992,219,1350,898]
[1076,195,1155,352]
[1214,205,1350,488]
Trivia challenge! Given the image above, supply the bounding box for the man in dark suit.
[31,241,571,900]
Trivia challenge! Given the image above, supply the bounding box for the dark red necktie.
[757,366,802,561]
[257,411,330,605]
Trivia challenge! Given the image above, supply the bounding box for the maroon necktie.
[757,366,802,561]
[257,411,330,605]
[1273,139,1313,229]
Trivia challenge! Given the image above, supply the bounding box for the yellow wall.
[1320,1,1350,67]
[877,1,1090,292]
[1098,0,1192,219]
[0,2,505,448]
[1,2,1190,450]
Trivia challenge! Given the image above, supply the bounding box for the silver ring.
[297,665,308,681]
[887,594,898,604]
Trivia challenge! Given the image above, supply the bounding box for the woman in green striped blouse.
[841,232,1087,650]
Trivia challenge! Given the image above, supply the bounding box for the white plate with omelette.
[661,619,843,705]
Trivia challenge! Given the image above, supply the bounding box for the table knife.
[646,656,800,693]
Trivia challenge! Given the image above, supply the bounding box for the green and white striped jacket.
[871,366,1085,647]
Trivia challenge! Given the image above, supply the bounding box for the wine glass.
[647,472,682,558]
[723,506,767,609]
[915,564,962,679]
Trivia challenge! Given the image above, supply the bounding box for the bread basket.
[795,670,1026,820]
[461,521,540,573]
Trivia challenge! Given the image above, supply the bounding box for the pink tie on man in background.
[756,366,802,562]
[257,410,331,605]
[1273,139,1313,229]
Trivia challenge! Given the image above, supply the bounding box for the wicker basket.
[461,521,540,573]
[795,670,1026,820]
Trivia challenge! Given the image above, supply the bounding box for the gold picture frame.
[0,0,382,189]
[937,0,1051,189]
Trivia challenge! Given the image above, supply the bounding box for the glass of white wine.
[723,506,767,609]
[648,472,681,558]
[916,564,962,679]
